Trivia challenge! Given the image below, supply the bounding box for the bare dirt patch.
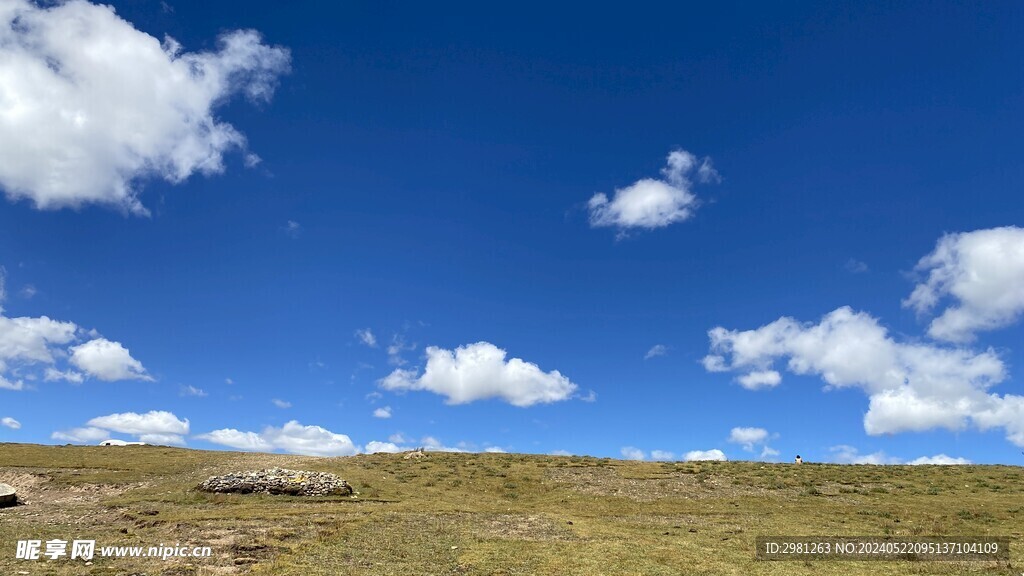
[471,513,576,542]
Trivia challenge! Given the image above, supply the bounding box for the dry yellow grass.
[0,443,1021,575]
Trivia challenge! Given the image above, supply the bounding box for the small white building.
[98,439,146,446]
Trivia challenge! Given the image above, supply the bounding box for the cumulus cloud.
[650,450,675,461]
[379,341,578,407]
[263,421,358,456]
[644,344,668,360]
[683,449,727,462]
[364,440,403,454]
[908,454,971,465]
[69,338,151,381]
[0,0,290,214]
[137,433,186,446]
[87,410,189,436]
[829,446,969,465]
[51,426,109,443]
[198,420,358,456]
[703,306,1024,446]
[419,437,462,452]
[195,428,272,452]
[1,416,20,429]
[355,328,377,348]
[57,411,188,446]
[830,445,897,465]
[484,447,507,453]
[620,446,645,460]
[904,227,1024,343]
[727,427,770,451]
[0,310,148,389]
[736,370,781,390]
[373,406,392,419]
[587,149,718,232]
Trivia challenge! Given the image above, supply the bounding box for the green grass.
[0,443,1021,575]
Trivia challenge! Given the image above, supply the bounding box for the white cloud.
[373,406,392,419]
[830,445,897,465]
[87,410,189,436]
[386,334,415,366]
[263,421,358,456]
[904,226,1024,343]
[284,220,302,238]
[0,314,78,367]
[760,446,780,459]
[484,446,507,453]
[644,344,667,360]
[0,266,6,309]
[908,454,971,465]
[271,398,291,409]
[355,328,377,348]
[650,450,675,461]
[180,385,207,397]
[51,426,109,443]
[736,370,781,390]
[0,313,146,388]
[549,449,573,456]
[364,440,403,453]
[830,447,971,466]
[620,446,646,460]
[1,416,20,429]
[195,428,272,452]
[683,449,727,462]
[20,284,37,299]
[587,149,718,232]
[0,0,290,214]
[198,420,358,456]
[421,436,468,453]
[137,433,185,446]
[44,367,84,383]
[844,259,869,274]
[388,432,408,444]
[379,341,578,407]
[69,338,151,381]
[703,306,1024,446]
[728,427,769,451]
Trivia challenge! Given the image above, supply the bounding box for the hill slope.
[0,443,1021,575]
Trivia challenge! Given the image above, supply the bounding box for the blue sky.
[1,0,1023,464]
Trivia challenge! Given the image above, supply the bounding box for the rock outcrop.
[0,483,16,507]
[197,468,353,497]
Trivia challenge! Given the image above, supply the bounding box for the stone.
[403,448,427,460]
[197,468,353,497]
[0,483,16,507]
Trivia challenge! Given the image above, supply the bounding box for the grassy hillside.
[0,443,1021,575]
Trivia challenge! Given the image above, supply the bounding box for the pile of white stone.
[197,468,353,497]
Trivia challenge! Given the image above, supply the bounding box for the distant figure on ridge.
[794,455,803,464]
